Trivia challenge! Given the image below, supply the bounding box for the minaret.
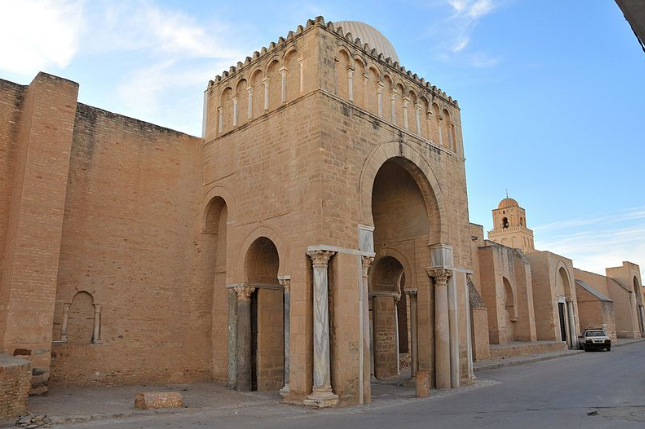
[488,197,535,253]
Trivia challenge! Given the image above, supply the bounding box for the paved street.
[57,342,644,429]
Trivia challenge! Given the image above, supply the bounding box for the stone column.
[247,87,253,119]
[227,288,238,390]
[360,255,373,404]
[428,268,452,390]
[566,298,576,348]
[390,91,397,124]
[92,304,102,343]
[279,276,291,398]
[263,77,270,111]
[235,284,256,391]
[465,274,475,381]
[415,103,422,135]
[448,274,460,388]
[298,57,304,92]
[232,97,238,127]
[61,303,71,342]
[438,116,444,147]
[403,97,409,130]
[304,249,338,407]
[377,83,384,117]
[347,68,354,102]
[394,294,400,374]
[217,106,223,134]
[363,74,369,107]
[279,67,287,103]
[408,290,418,378]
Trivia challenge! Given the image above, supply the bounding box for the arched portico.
[556,264,577,348]
[234,236,286,392]
[358,141,448,244]
[366,154,456,393]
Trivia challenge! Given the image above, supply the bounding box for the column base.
[279,384,290,399]
[303,388,338,408]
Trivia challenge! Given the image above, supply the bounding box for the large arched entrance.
[237,237,285,392]
[369,158,431,388]
[557,266,577,348]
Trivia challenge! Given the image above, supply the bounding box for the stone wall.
[575,283,616,340]
[575,268,638,339]
[476,242,536,345]
[0,73,78,394]
[0,354,30,421]
[49,103,204,386]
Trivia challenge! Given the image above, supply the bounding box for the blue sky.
[1,0,643,274]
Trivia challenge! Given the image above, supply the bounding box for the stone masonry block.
[134,392,184,410]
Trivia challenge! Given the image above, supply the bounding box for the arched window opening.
[67,292,99,344]
[502,217,509,229]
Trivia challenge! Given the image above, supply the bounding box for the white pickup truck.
[578,329,611,351]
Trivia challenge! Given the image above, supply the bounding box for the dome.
[498,198,519,209]
[334,21,399,63]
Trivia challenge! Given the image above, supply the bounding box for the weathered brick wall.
[575,284,616,340]
[0,354,30,421]
[49,103,205,386]
[575,268,637,339]
[0,73,78,395]
[0,79,24,314]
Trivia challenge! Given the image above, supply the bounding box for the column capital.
[235,284,256,300]
[279,66,288,73]
[63,302,71,311]
[406,289,418,297]
[566,297,574,303]
[307,249,335,268]
[427,268,453,285]
[361,254,374,267]
[278,275,291,292]
[247,86,253,93]
[262,77,270,84]
[94,304,102,313]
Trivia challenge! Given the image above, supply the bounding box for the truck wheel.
[606,346,611,351]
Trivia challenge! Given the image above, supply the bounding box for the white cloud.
[536,207,645,274]
[447,0,498,52]
[84,0,241,59]
[0,0,84,75]
[115,58,232,133]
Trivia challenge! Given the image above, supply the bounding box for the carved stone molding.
[307,250,335,268]
[278,276,291,293]
[427,268,453,285]
[361,255,374,276]
[235,284,256,300]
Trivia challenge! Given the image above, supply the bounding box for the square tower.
[202,17,474,406]
[488,197,535,253]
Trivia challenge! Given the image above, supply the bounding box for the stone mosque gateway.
[0,17,476,408]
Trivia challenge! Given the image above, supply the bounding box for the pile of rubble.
[15,415,51,428]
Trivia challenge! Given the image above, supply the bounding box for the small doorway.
[558,302,568,343]
[251,292,258,391]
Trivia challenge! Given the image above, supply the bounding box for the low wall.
[0,354,31,421]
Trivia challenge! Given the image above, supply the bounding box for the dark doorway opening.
[558,302,567,343]
[251,292,258,391]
